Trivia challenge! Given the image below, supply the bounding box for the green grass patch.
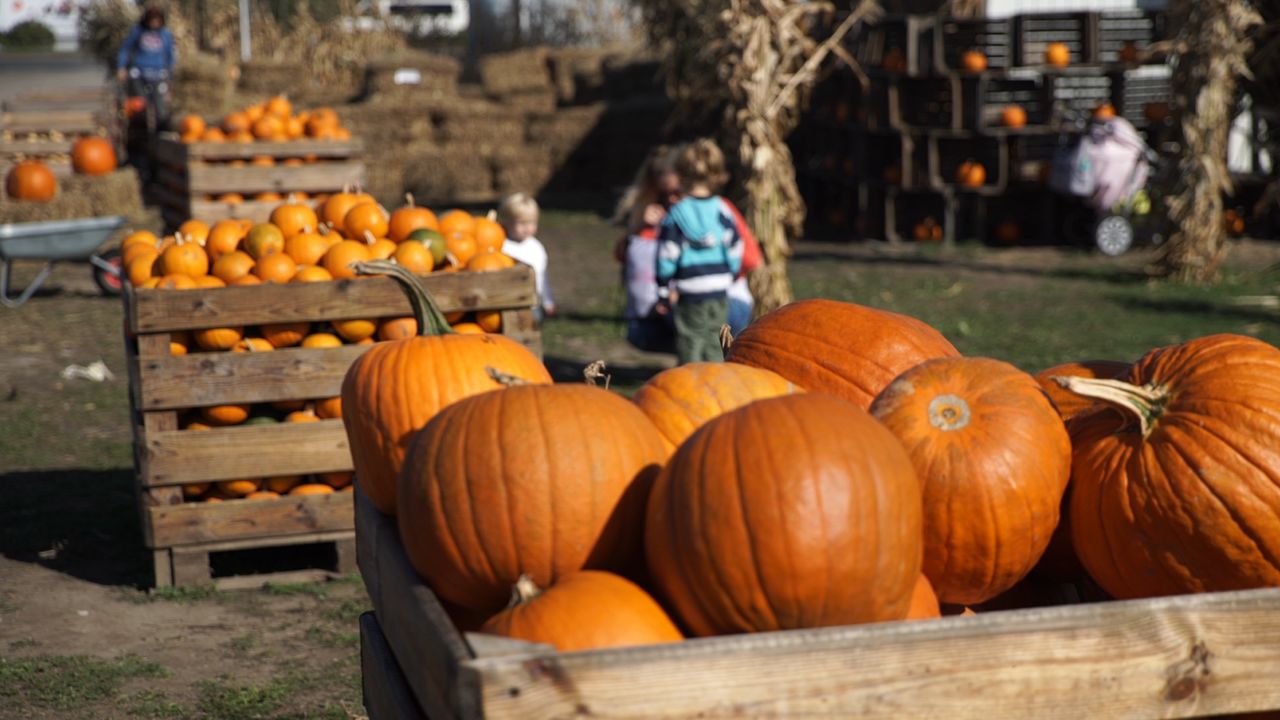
[196,676,290,720]
[0,654,166,710]
[127,689,187,718]
[326,597,371,623]
[304,625,359,649]
[150,585,226,603]
[261,581,332,598]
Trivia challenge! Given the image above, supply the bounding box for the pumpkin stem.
[363,229,377,246]
[350,260,454,336]
[404,192,415,208]
[485,366,530,386]
[719,324,734,357]
[583,359,610,389]
[508,574,542,608]
[1051,376,1168,436]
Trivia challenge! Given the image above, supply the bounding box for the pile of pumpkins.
[341,269,1280,652]
[176,95,351,145]
[4,136,118,203]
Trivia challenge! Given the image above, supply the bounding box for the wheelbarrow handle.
[0,258,54,308]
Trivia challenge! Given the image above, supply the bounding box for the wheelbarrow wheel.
[1095,215,1134,257]
[93,248,124,297]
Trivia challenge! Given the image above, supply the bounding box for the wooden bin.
[126,266,540,589]
[151,133,365,226]
[355,484,1280,719]
[0,89,114,178]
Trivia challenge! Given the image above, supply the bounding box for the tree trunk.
[1154,0,1260,282]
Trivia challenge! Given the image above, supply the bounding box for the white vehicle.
[351,0,470,35]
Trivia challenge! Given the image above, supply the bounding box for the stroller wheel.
[1095,215,1133,256]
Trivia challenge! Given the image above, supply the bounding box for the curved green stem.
[1051,376,1168,436]
[351,259,453,336]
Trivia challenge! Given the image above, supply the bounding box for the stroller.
[1049,114,1158,256]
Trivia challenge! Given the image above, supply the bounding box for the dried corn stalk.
[638,0,880,316]
[1153,0,1261,281]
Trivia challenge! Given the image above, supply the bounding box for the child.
[612,145,683,352]
[656,139,744,364]
[497,192,556,320]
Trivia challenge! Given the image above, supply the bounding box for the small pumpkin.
[906,575,942,620]
[261,322,310,348]
[292,265,334,283]
[961,49,988,73]
[1045,42,1071,67]
[6,159,57,202]
[1094,103,1117,121]
[211,251,255,284]
[466,248,514,272]
[270,197,319,239]
[344,202,390,241]
[254,252,297,284]
[472,217,507,252]
[243,223,285,260]
[159,236,209,278]
[1001,105,1028,128]
[201,404,250,426]
[314,396,342,419]
[1034,360,1130,421]
[956,160,987,188]
[388,194,439,241]
[290,483,336,496]
[216,479,259,497]
[481,572,683,652]
[71,137,118,176]
[194,326,245,351]
[321,240,372,280]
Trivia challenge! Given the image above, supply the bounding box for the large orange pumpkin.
[632,362,801,452]
[400,382,665,612]
[647,393,923,636]
[1060,334,1280,599]
[341,261,552,516]
[1035,359,1130,421]
[71,137,118,176]
[6,160,57,201]
[480,572,683,652]
[725,299,959,410]
[870,357,1071,605]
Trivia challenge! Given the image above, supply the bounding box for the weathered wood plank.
[0,139,75,155]
[355,485,469,720]
[463,587,1280,719]
[128,266,537,332]
[142,420,353,485]
[362,612,430,720]
[170,528,353,554]
[135,346,366,410]
[156,134,362,160]
[499,308,541,358]
[148,490,353,548]
[185,161,365,194]
[133,332,183,548]
[0,110,105,134]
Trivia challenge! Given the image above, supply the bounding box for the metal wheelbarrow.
[0,216,126,308]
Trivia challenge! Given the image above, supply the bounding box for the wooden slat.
[142,420,353,485]
[128,266,537,332]
[499,308,541,358]
[462,588,1280,719]
[184,161,365,194]
[355,485,470,720]
[135,346,367,410]
[187,198,291,224]
[362,612,429,720]
[171,528,353,555]
[132,331,184,548]
[156,134,362,160]
[0,110,104,134]
[0,139,75,155]
[148,490,353,548]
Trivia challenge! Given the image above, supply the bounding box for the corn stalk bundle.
[636,0,880,315]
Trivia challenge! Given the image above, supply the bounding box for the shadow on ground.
[0,468,150,588]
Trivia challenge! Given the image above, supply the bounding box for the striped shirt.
[655,196,743,302]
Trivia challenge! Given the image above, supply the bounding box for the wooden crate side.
[0,110,107,135]
[158,135,363,160]
[462,587,1280,719]
[148,490,353,548]
[184,161,366,195]
[135,346,366,410]
[128,266,537,333]
[361,612,430,720]
[142,420,352,485]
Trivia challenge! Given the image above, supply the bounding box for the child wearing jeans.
[497,192,556,321]
[656,139,743,364]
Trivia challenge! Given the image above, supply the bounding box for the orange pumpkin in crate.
[1001,105,1027,129]
[71,137,118,176]
[1118,40,1141,64]
[1045,42,1071,68]
[1093,103,1117,121]
[955,160,987,188]
[961,50,988,73]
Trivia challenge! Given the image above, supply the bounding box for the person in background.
[612,144,683,352]
[721,199,762,335]
[116,6,177,132]
[656,139,744,364]
[497,192,556,321]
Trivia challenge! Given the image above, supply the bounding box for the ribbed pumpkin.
[388,194,438,241]
[906,575,942,620]
[1035,359,1130,420]
[270,198,319,239]
[870,357,1071,605]
[725,299,959,409]
[159,237,209,278]
[341,261,551,516]
[6,159,57,201]
[632,362,801,452]
[480,572,683,652]
[400,382,666,612]
[261,321,310,348]
[1060,334,1280,599]
[647,393,922,636]
[71,137,118,176]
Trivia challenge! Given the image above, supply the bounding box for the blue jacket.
[117,26,176,75]
[656,196,743,302]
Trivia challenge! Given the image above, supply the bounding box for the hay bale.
[172,53,234,118]
[0,167,143,224]
[340,102,439,147]
[499,90,558,115]
[546,48,614,104]
[238,61,309,96]
[527,104,608,163]
[493,147,555,195]
[403,146,496,205]
[363,51,461,100]
[435,98,526,149]
[479,47,553,96]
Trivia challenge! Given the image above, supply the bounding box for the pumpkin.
[377,316,418,341]
[251,115,283,140]
[913,217,943,242]
[1094,103,1117,121]
[406,228,448,267]
[217,193,244,205]
[318,471,353,489]
[481,572,683,652]
[212,251,255,284]
[1001,105,1027,128]
[156,274,197,290]
[1045,42,1071,67]
[159,237,209,278]
[388,194,439,241]
[320,190,371,233]
[1118,40,1140,64]
[961,49,988,73]
[956,160,987,188]
[71,137,118,176]
[363,233,398,261]
[265,95,292,118]
[438,209,475,237]
[906,575,942,620]
[315,396,342,419]
[6,160,57,201]
[270,198,319,239]
[179,114,206,138]
[344,202,390,241]
[245,491,282,501]
[332,318,376,342]
[302,332,342,349]
[321,240,372,280]
[182,483,209,499]
[1034,360,1130,421]
[632,362,802,452]
[230,274,261,286]
[243,224,285,259]
[261,321,310,348]
[292,265,333,283]
[254,252,297,283]
[231,337,274,353]
[201,404,250,426]
[870,357,1071,605]
[194,326,245,351]
[1058,334,1280,599]
[400,382,666,612]
[466,248,514,272]
[342,260,552,516]
[444,231,477,267]
[290,483,335,496]
[647,394,923,635]
[474,310,502,334]
[725,299,959,410]
[1224,209,1246,237]
[206,220,246,260]
[194,275,224,288]
[285,409,320,423]
[473,217,507,252]
[201,127,226,142]
[451,322,485,335]
[216,479,259,497]
[284,231,330,266]
[391,240,434,274]
[126,250,161,286]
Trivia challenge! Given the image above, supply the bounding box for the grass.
[0,654,166,710]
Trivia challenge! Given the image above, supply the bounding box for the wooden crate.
[151,133,365,226]
[126,266,540,588]
[355,484,1280,719]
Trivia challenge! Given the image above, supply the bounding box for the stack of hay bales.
[363,52,461,103]
[479,47,559,115]
[0,167,147,225]
[237,60,309,97]
[171,52,235,118]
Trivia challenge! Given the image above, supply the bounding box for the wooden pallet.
[152,133,365,225]
[355,484,1280,719]
[126,266,540,588]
